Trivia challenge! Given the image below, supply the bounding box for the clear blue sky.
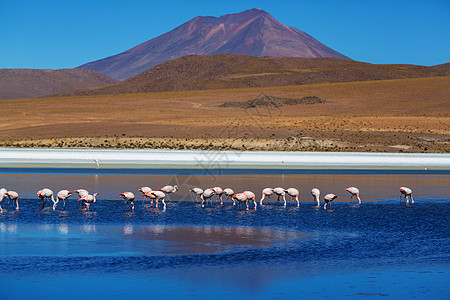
[1,0,449,69]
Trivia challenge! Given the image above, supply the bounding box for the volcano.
[77,8,350,80]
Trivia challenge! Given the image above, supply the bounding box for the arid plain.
[0,76,449,152]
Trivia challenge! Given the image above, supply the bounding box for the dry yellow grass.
[1,76,449,152]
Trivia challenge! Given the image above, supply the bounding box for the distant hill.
[434,62,450,69]
[69,54,450,96]
[0,69,118,99]
[77,8,350,80]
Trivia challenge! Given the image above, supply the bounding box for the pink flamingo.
[78,193,98,211]
[345,187,361,204]
[243,191,257,210]
[223,188,235,205]
[37,188,57,210]
[74,189,89,207]
[0,188,8,213]
[311,188,320,206]
[74,189,89,198]
[119,192,135,211]
[323,194,338,210]
[260,188,274,205]
[212,187,224,204]
[189,187,203,202]
[145,190,166,209]
[5,191,19,211]
[272,187,286,206]
[400,187,414,203]
[159,185,178,201]
[285,188,300,206]
[201,188,216,208]
[56,190,73,210]
[139,187,152,204]
[231,191,257,210]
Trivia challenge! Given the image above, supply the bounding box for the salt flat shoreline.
[0,148,449,170]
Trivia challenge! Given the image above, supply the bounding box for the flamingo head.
[174,185,179,191]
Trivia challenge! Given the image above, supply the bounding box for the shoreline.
[1,147,449,170]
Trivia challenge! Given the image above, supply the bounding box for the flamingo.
[74,189,89,198]
[119,192,135,211]
[222,188,235,205]
[400,187,414,203]
[231,191,256,210]
[0,188,8,213]
[189,187,203,202]
[5,191,19,211]
[56,190,72,210]
[139,187,152,204]
[37,188,58,210]
[78,193,98,211]
[74,189,89,207]
[201,188,216,208]
[145,191,166,208]
[211,187,224,204]
[311,188,320,206]
[159,185,178,201]
[272,187,286,206]
[345,187,361,204]
[260,188,274,205]
[243,191,257,210]
[285,188,300,206]
[323,193,338,210]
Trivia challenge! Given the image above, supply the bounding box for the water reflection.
[0,222,18,233]
[58,224,69,234]
[121,224,307,254]
[81,224,96,234]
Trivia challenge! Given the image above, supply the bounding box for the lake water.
[0,169,449,299]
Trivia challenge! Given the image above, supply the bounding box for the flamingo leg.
[62,199,66,211]
[162,199,166,209]
[15,199,19,210]
[52,198,59,211]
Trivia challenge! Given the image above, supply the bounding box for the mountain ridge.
[68,54,450,96]
[0,68,118,99]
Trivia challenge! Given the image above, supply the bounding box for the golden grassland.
[1,76,449,152]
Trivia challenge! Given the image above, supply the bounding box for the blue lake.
[0,170,449,299]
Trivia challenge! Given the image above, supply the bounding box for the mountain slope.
[0,69,118,99]
[77,8,350,80]
[69,54,450,96]
[434,62,450,69]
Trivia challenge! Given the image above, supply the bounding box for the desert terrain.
[0,76,449,153]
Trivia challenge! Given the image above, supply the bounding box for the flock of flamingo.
[0,185,414,212]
